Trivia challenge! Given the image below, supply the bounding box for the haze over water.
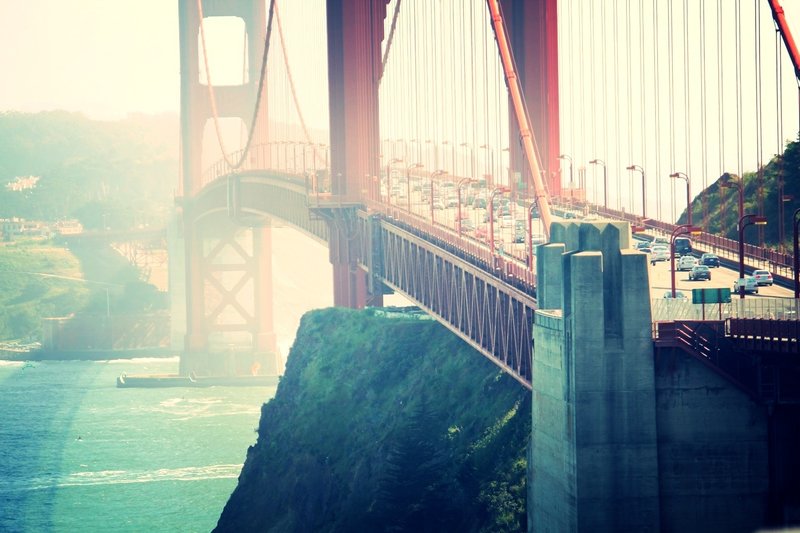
[0,227,366,532]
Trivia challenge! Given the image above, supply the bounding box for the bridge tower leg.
[177,0,278,375]
[502,0,561,198]
[325,0,387,308]
[531,221,660,530]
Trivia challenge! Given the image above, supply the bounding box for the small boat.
[116,372,278,388]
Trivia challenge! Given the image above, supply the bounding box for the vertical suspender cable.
[579,0,586,191]
[613,3,621,210]
[776,21,785,248]
[755,0,765,245]
[718,0,729,235]
[736,0,743,180]
[700,0,709,230]
[668,0,676,222]
[602,0,609,211]
[683,0,691,224]
[639,0,647,216]
[484,2,490,179]
[626,0,634,214]
[590,0,597,205]
[653,0,662,222]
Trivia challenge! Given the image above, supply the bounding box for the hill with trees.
[681,136,800,249]
[0,111,177,229]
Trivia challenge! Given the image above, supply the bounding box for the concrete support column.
[531,221,660,531]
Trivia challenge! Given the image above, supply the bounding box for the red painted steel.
[486,0,554,240]
[179,0,277,362]
[502,0,561,199]
[768,0,800,81]
[324,0,388,308]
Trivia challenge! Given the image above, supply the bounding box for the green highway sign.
[692,287,732,305]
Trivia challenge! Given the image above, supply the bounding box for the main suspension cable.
[196,0,275,171]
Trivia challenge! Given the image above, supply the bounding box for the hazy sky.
[0,1,179,119]
[1,0,797,123]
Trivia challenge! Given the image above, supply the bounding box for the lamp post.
[559,154,573,209]
[669,171,692,225]
[385,157,403,204]
[430,170,448,223]
[480,144,496,185]
[406,162,423,212]
[720,173,744,223]
[670,224,702,298]
[793,208,800,299]
[528,201,539,270]
[626,164,646,220]
[737,214,768,299]
[456,177,474,236]
[460,142,474,180]
[558,154,574,187]
[589,159,608,210]
[488,186,509,254]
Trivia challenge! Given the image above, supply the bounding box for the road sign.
[692,287,732,304]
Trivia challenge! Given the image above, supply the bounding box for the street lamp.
[386,157,403,204]
[430,170,448,223]
[406,162,423,212]
[793,208,800,299]
[737,214,768,299]
[719,173,744,224]
[456,177,475,236]
[460,142,474,180]
[527,201,540,270]
[558,154,574,187]
[669,224,702,298]
[589,159,608,210]
[669,171,692,225]
[626,164,646,220]
[488,186,510,254]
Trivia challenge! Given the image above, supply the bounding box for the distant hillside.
[680,136,800,248]
[215,307,530,533]
[0,111,178,230]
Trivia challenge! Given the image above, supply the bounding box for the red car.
[752,269,773,286]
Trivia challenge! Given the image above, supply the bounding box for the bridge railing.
[651,296,799,322]
[374,202,537,293]
[555,198,794,276]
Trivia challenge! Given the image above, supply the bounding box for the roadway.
[647,255,794,300]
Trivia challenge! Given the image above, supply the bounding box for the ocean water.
[0,227,411,532]
[0,357,275,532]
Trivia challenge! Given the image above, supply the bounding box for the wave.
[0,361,26,368]
[104,356,180,364]
[0,464,243,492]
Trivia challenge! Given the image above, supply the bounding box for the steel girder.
[378,220,536,389]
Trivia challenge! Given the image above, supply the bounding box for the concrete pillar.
[530,221,660,531]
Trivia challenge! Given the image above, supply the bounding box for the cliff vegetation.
[215,307,530,532]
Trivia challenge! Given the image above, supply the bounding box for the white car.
[650,247,669,264]
[733,276,759,295]
[677,255,698,271]
[752,269,773,286]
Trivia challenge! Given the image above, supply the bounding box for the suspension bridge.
[173,1,800,529]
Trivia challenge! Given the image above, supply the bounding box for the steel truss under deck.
[377,220,536,389]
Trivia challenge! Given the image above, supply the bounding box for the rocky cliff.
[214,306,530,532]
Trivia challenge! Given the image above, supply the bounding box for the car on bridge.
[688,265,711,281]
[677,255,698,271]
[752,269,774,286]
[733,276,759,295]
[650,247,669,265]
[700,253,720,267]
[662,290,688,299]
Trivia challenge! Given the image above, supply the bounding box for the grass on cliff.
[216,307,531,533]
